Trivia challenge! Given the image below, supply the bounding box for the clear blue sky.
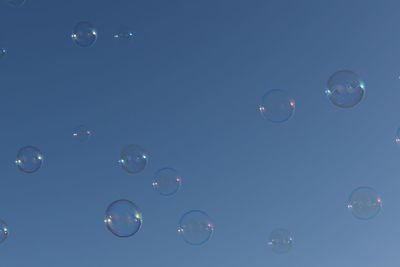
[0,0,400,266]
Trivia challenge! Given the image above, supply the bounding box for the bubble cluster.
[15,146,43,173]
[71,22,97,47]
[0,220,8,244]
[72,125,92,142]
[259,89,295,123]
[347,187,382,220]
[119,144,148,174]
[326,70,365,108]
[104,199,142,238]
[178,210,214,246]
[152,168,182,196]
[267,228,294,253]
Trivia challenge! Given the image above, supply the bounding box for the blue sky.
[1,0,400,266]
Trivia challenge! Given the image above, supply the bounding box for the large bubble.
[152,168,182,196]
[259,89,295,123]
[326,70,365,108]
[178,210,214,246]
[104,199,142,238]
[118,145,148,174]
[15,146,43,173]
[71,22,97,47]
[347,187,382,220]
[267,228,294,253]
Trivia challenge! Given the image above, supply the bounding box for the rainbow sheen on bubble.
[267,228,294,253]
[178,210,214,246]
[104,199,142,238]
[259,89,295,123]
[347,187,382,220]
[15,146,43,173]
[326,70,365,108]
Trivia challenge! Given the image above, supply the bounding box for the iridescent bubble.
[347,187,382,220]
[178,210,214,246]
[267,228,294,253]
[118,145,148,174]
[152,168,182,196]
[104,199,142,238]
[15,146,43,173]
[0,48,6,58]
[0,220,8,244]
[6,0,25,7]
[72,125,92,142]
[71,22,97,47]
[259,89,295,123]
[326,70,365,108]
[113,31,135,41]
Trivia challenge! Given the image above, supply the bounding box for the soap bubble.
[395,127,400,146]
[118,145,148,174]
[72,125,92,142]
[326,70,365,108]
[267,228,294,253]
[6,0,25,7]
[15,146,43,173]
[113,31,135,41]
[0,48,6,58]
[178,210,214,246]
[259,89,295,123]
[347,187,382,220]
[0,220,8,244]
[71,22,97,47]
[104,199,142,238]
[152,168,182,196]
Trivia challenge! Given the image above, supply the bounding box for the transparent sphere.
[267,228,294,253]
[259,89,295,123]
[72,125,92,142]
[0,48,6,58]
[113,31,135,41]
[104,199,142,238]
[15,146,43,173]
[152,168,182,196]
[0,220,8,244]
[119,145,148,174]
[178,210,214,246]
[326,70,365,108]
[395,127,400,146]
[6,0,25,7]
[347,187,382,220]
[71,22,97,47]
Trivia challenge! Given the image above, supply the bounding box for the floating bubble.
[347,187,382,220]
[71,22,97,47]
[72,125,92,142]
[113,31,135,41]
[152,168,182,196]
[267,228,294,253]
[0,220,8,244]
[326,70,365,108]
[118,145,148,174]
[15,146,43,173]
[178,210,214,246]
[0,48,6,58]
[104,199,142,238]
[6,0,25,7]
[395,127,400,146]
[259,89,295,123]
